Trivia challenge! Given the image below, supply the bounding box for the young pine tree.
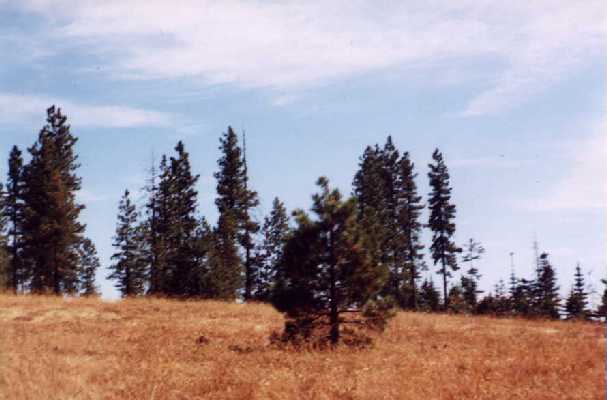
[564,264,588,319]
[272,177,393,346]
[21,106,86,294]
[427,149,460,309]
[108,190,146,297]
[254,197,289,302]
[78,238,100,296]
[4,146,24,292]
[396,152,425,310]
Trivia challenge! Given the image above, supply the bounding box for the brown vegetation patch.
[0,294,603,399]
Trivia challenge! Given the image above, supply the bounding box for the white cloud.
[0,92,174,128]
[12,0,606,115]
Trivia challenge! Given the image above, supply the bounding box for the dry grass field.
[0,294,604,400]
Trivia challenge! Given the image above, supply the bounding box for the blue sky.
[0,1,605,301]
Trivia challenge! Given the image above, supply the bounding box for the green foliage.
[21,106,86,294]
[253,197,289,302]
[564,264,588,319]
[272,177,393,346]
[598,279,607,318]
[532,253,560,319]
[4,146,24,292]
[419,279,441,312]
[353,138,426,309]
[108,190,146,297]
[78,238,100,296]
[428,148,460,308]
[210,127,259,300]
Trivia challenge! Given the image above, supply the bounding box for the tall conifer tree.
[427,149,459,308]
[239,132,260,300]
[211,127,247,299]
[21,106,85,294]
[396,152,425,309]
[4,146,24,292]
[167,141,200,295]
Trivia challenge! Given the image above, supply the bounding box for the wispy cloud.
[11,0,606,116]
[524,123,607,211]
[0,92,174,128]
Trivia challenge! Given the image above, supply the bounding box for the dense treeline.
[0,107,605,344]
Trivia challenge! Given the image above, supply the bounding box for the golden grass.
[0,294,604,399]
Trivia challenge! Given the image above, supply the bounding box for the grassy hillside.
[0,294,603,399]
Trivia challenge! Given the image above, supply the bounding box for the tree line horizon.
[0,106,605,343]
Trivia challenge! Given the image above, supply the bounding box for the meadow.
[0,294,604,399]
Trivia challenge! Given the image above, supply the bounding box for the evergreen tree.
[597,278,607,318]
[510,277,534,316]
[396,152,425,309]
[352,145,386,272]
[564,264,588,319]
[272,177,393,346]
[210,127,257,299]
[4,146,24,292]
[78,238,100,296]
[533,253,560,319]
[166,141,200,296]
[419,278,441,312]
[108,190,146,297]
[21,106,85,294]
[254,197,289,301]
[0,183,8,289]
[461,238,485,309]
[239,132,260,301]
[427,149,460,308]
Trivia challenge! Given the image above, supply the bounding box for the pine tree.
[272,177,393,346]
[533,253,560,319]
[78,238,100,296]
[0,183,8,289]
[597,278,607,318]
[396,152,425,309]
[210,127,257,299]
[564,264,588,319]
[4,146,24,292]
[427,149,460,309]
[239,132,260,301]
[167,141,200,296]
[108,190,146,297]
[461,239,485,309]
[254,197,289,301]
[21,106,85,294]
[419,278,441,312]
[352,145,386,273]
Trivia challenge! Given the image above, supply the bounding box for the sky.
[0,1,605,302]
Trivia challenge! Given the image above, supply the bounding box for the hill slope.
[0,295,604,399]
